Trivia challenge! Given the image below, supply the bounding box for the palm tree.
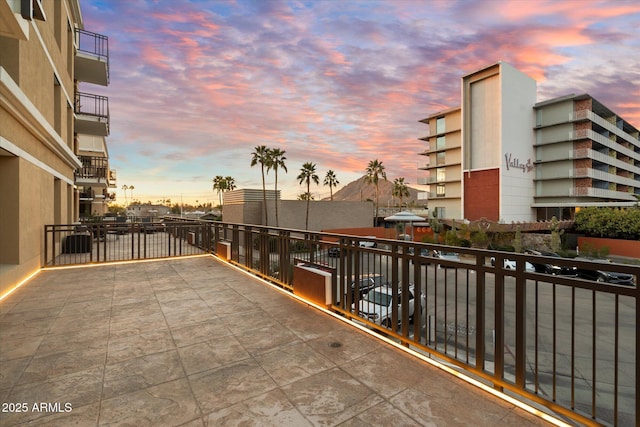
[213,176,236,215]
[268,148,287,227]
[392,177,410,208]
[128,185,135,205]
[212,175,227,211]
[225,176,236,192]
[250,145,271,225]
[122,184,129,206]
[297,192,314,200]
[323,170,339,201]
[297,162,319,230]
[365,159,387,223]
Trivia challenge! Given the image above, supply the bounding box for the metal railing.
[44,220,210,266]
[43,218,639,425]
[75,92,109,118]
[200,220,638,426]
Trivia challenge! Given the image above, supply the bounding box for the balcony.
[75,91,109,136]
[75,28,109,86]
[34,220,640,425]
[108,169,117,188]
[0,253,559,426]
[75,155,109,186]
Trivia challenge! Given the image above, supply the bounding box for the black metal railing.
[75,91,109,118]
[44,217,639,426]
[198,219,638,427]
[44,220,210,266]
[76,155,108,181]
[76,28,109,60]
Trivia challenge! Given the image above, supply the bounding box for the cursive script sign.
[505,153,534,173]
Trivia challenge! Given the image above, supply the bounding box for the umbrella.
[384,211,426,241]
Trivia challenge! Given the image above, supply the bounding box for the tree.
[250,145,271,225]
[128,185,135,204]
[268,148,287,227]
[213,176,236,215]
[323,170,339,201]
[392,177,410,207]
[121,184,129,206]
[297,162,319,230]
[212,175,227,210]
[297,192,314,200]
[365,159,387,222]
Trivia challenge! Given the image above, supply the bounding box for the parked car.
[523,249,577,276]
[573,258,636,286]
[502,259,536,271]
[432,250,460,268]
[358,237,377,248]
[339,274,386,302]
[356,284,423,328]
[327,247,341,257]
[409,248,431,264]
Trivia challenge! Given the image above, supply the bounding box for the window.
[436,168,445,182]
[436,136,446,150]
[436,184,446,197]
[436,152,445,165]
[436,117,445,134]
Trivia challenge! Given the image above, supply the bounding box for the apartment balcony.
[569,186,637,201]
[5,220,633,426]
[75,155,109,187]
[75,28,109,86]
[75,91,109,136]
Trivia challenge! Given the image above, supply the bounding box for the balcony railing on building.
[43,219,640,426]
[75,155,108,185]
[75,92,109,136]
[75,28,109,86]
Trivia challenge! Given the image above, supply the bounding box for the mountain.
[323,175,421,206]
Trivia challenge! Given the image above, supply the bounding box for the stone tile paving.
[0,256,555,426]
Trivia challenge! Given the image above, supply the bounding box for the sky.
[78,0,640,206]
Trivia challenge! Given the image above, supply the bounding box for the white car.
[356,284,423,328]
[503,259,535,271]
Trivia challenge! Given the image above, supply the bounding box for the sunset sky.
[78,0,640,206]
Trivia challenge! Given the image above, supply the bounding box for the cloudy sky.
[79,0,640,205]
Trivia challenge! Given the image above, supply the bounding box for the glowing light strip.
[212,255,571,427]
[0,269,41,302]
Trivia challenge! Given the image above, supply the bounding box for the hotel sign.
[505,153,534,173]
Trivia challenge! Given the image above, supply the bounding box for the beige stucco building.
[223,189,374,231]
[419,62,640,222]
[0,0,112,296]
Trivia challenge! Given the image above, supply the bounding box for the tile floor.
[0,255,555,426]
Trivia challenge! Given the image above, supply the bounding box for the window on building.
[434,207,446,219]
[436,184,446,197]
[436,168,445,182]
[436,117,445,134]
[436,152,445,165]
[436,136,446,150]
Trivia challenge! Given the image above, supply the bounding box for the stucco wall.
[223,200,374,231]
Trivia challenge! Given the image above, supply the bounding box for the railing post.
[475,255,485,372]
[515,258,527,390]
[494,257,505,392]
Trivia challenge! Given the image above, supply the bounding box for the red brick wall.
[464,169,499,221]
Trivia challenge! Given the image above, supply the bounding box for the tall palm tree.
[392,177,410,208]
[122,184,129,206]
[323,170,339,201]
[225,176,236,192]
[212,175,227,211]
[297,162,319,230]
[268,148,287,227]
[128,185,135,205]
[365,159,387,223]
[250,145,271,225]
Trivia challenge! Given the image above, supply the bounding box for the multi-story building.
[0,0,112,295]
[419,62,640,222]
